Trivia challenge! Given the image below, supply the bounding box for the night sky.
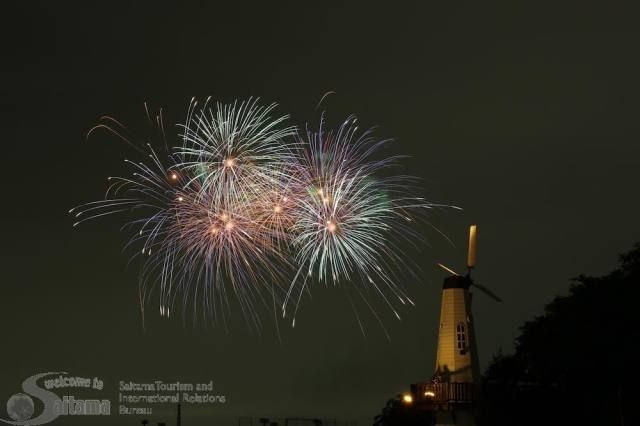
[2,2,640,425]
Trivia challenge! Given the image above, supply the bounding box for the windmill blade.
[471,282,503,302]
[436,262,460,276]
[467,224,477,269]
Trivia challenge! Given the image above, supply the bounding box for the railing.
[412,381,476,406]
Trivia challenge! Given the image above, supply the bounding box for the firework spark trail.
[281,115,454,327]
[71,100,296,330]
[177,98,298,208]
[72,99,459,332]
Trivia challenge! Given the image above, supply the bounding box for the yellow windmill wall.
[434,287,475,383]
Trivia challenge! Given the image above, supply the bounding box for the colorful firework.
[71,99,296,330]
[282,116,450,330]
[71,98,456,332]
[177,98,298,208]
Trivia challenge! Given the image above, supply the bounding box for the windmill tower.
[416,225,502,426]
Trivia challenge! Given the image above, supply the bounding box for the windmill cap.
[442,275,472,289]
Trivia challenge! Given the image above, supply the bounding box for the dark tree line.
[375,243,639,425]
[373,394,435,426]
[478,243,638,426]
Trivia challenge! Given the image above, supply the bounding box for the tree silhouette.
[373,394,435,426]
[478,243,639,426]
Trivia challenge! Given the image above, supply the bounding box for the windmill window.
[456,322,467,353]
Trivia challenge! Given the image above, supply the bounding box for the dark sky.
[2,1,640,425]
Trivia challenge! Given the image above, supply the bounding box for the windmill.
[409,225,501,426]
[433,224,501,387]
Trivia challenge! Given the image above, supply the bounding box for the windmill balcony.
[410,382,477,410]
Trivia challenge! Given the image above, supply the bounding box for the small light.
[170,173,178,180]
[424,390,436,398]
[282,196,289,202]
[274,205,282,213]
[220,213,229,222]
[224,158,235,168]
[327,221,337,233]
[402,394,413,404]
[210,226,219,235]
[177,196,184,202]
[225,221,234,231]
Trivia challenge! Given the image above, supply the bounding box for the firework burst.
[72,98,457,333]
[71,99,296,330]
[177,97,297,208]
[282,116,448,329]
